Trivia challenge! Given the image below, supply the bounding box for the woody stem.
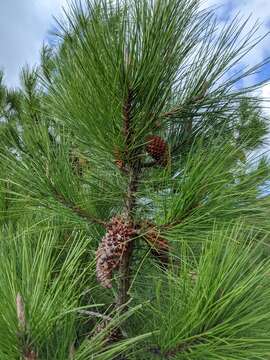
[116,88,141,308]
[117,167,140,307]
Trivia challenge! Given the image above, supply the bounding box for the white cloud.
[0,0,269,89]
[229,1,270,75]
[201,0,270,90]
[0,0,68,88]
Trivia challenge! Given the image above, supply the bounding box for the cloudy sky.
[0,0,270,101]
[0,0,66,87]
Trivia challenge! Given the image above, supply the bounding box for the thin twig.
[161,201,202,229]
[149,337,203,358]
[16,293,26,332]
[160,105,186,119]
[78,310,112,321]
[69,342,75,359]
[52,189,107,227]
[141,161,158,168]
[159,85,208,120]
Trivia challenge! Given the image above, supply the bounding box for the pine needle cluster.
[0,0,270,359]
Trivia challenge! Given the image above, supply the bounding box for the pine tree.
[1,0,270,359]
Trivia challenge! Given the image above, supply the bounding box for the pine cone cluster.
[146,135,168,165]
[96,216,136,288]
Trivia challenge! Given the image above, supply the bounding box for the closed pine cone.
[96,216,136,288]
[146,135,168,165]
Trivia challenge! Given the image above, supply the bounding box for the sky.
[0,0,66,87]
[0,0,270,104]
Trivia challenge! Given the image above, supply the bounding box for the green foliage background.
[0,0,270,359]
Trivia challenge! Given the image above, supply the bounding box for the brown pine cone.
[146,135,168,166]
[96,216,136,288]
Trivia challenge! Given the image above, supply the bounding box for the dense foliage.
[0,0,270,359]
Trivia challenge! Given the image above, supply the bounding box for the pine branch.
[16,293,38,360]
[123,88,134,163]
[141,161,159,168]
[117,169,140,308]
[160,104,188,119]
[164,338,202,358]
[78,310,112,321]
[117,88,141,308]
[162,201,202,229]
[149,338,202,358]
[159,82,207,120]
[52,189,107,227]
